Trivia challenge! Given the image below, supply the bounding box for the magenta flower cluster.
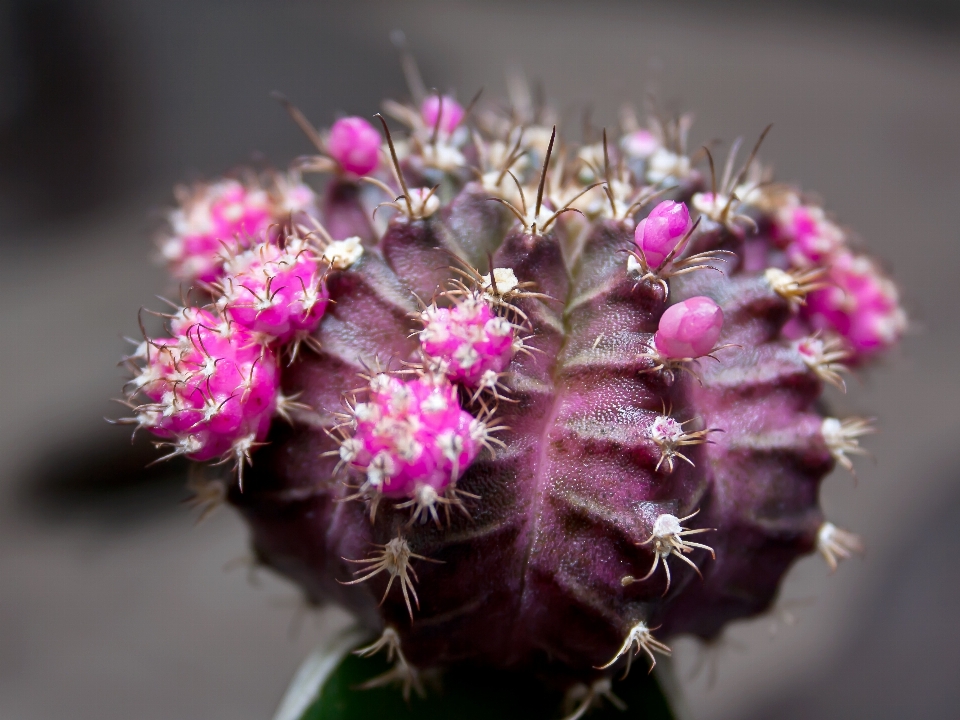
[344,374,480,501]
[419,293,516,386]
[217,237,329,344]
[160,175,316,283]
[123,307,278,464]
[776,201,905,357]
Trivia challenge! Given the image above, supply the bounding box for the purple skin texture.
[232,188,837,677]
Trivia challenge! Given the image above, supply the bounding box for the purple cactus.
[114,74,904,705]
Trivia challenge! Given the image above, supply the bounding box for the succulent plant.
[115,59,904,717]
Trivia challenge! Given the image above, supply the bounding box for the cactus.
[115,63,904,715]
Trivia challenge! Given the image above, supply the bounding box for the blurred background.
[1,1,959,718]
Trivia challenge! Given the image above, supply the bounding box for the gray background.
[1,1,959,718]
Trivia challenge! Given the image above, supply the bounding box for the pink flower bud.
[634,201,692,269]
[327,116,381,175]
[620,129,659,159]
[420,95,465,135]
[654,296,724,359]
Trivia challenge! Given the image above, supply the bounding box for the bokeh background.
[2,1,959,718]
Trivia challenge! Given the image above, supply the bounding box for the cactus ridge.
[114,68,904,691]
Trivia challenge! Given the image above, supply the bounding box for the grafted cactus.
[115,64,903,715]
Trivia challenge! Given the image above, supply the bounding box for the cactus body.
[116,80,903,689]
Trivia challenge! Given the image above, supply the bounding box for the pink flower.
[161,180,273,283]
[779,204,844,265]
